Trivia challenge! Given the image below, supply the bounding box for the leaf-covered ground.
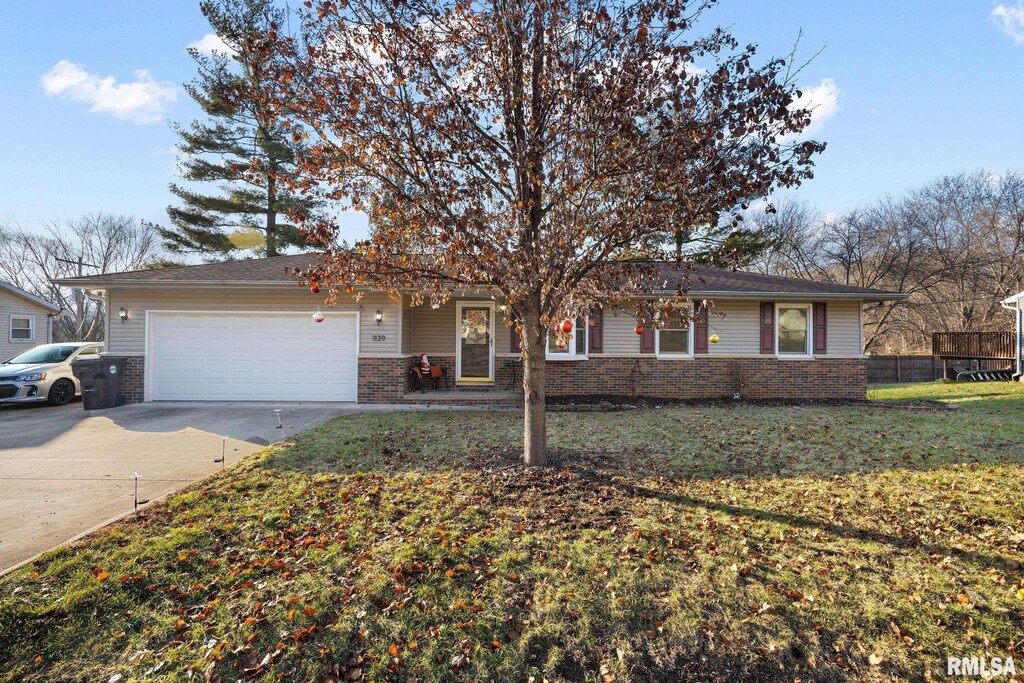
[2,382,1023,682]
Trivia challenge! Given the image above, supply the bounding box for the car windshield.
[4,345,80,365]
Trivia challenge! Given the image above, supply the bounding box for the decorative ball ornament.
[560,318,574,334]
[313,311,325,324]
[634,324,645,336]
[555,337,567,349]
[311,283,320,294]
[709,333,720,344]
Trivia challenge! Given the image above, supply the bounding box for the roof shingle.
[51,253,905,300]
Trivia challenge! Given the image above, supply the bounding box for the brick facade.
[103,353,867,405]
[358,356,414,403]
[108,355,145,405]
[401,355,867,402]
[542,356,867,400]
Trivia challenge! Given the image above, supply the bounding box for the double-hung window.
[776,304,812,357]
[547,317,588,360]
[9,315,34,343]
[655,312,694,358]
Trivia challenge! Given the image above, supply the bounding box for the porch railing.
[931,331,1016,359]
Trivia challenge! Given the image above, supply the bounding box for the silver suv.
[0,342,105,406]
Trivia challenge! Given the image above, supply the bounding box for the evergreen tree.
[159,0,313,258]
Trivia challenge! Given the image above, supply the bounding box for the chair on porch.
[410,363,449,393]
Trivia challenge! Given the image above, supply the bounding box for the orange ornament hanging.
[559,318,574,334]
[634,324,645,335]
[310,283,320,294]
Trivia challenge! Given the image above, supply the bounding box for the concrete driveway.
[0,400,353,573]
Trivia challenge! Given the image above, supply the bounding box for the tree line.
[748,170,1024,353]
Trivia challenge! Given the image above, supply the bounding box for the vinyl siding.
[405,299,513,355]
[0,289,53,361]
[103,287,865,359]
[105,288,402,356]
[598,300,863,357]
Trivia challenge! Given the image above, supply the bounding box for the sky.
[1,0,1023,243]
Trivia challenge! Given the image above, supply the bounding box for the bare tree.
[755,172,1024,353]
[0,214,160,342]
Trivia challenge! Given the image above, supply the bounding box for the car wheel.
[47,379,75,406]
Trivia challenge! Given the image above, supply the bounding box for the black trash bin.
[71,358,123,410]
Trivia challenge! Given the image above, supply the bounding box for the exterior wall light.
[119,307,129,323]
[375,309,383,325]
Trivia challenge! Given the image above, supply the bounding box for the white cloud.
[990,4,1024,43]
[188,32,237,57]
[40,60,177,125]
[790,78,841,136]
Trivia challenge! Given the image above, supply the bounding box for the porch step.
[401,389,521,405]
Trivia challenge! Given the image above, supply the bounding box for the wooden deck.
[931,331,1015,360]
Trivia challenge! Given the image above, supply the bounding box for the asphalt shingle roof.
[52,253,905,299]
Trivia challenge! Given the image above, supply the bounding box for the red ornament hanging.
[313,311,325,324]
[559,318,574,334]
[310,283,320,294]
[634,324,645,336]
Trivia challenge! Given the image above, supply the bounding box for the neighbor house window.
[547,317,588,360]
[9,315,34,343]
[655,314,694,357]
[776,304,811,356]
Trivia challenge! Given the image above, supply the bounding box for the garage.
[146,311,359,402]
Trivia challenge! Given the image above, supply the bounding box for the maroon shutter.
[759,302,775,354]
[640,312,655,353]
[589,307,603,353]
[813,302,827,354]
[509,309,521,353]
[694,305,709,354]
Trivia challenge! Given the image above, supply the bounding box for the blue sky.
[2,0,1023,241]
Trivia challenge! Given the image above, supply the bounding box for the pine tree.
[159,0,313,258]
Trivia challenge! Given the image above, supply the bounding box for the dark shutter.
[813,302,827,354]
[759,302,775,354]
[589,307,603,353]
[640,312,655,353]
[509,309,521,353]
[694,305,709,354]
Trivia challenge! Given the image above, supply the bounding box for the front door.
[455,302,494,383]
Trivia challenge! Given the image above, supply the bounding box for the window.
[9,316,34,343]
[655,316,693,357]
[547,317,588,360]
[776,304,811,356]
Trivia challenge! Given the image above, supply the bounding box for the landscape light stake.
[274,409,283,434]
[214,436,228,467]
[131,472,149,515]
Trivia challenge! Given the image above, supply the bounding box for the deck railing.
[931,331,1016,359]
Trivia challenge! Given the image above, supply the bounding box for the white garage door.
[147,312,358,401]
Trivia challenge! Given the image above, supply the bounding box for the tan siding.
[599,299,864,357]
[825,301,863,356]
[400,298,413,354]
[0,289,53,360]
[601,308,642,354]
[407,299,512,355]
[707,300,761,355]
[106,287,401,355]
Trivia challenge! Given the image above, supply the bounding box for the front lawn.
[2,382,1023,682]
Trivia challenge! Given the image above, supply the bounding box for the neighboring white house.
[1001,290,1024,380]
[0,281,61,361]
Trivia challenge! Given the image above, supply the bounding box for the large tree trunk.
[266,173,278,257]
[522,294,547,466]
